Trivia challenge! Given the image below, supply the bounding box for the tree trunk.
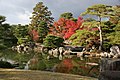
[98,16,102,51]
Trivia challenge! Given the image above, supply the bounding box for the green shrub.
[43,35,64,48]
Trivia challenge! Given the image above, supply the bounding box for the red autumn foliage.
[30,29,39,42]
[63,58,73,70]
[29,16,98,42]
[55,58,73,73]
[49,16,84,39]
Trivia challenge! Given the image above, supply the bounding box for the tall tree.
[0,15,17,48]
[81,4,113,50]
[29,2,53,43]
[30,2,54,29]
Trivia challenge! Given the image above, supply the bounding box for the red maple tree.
[49,16,84,39]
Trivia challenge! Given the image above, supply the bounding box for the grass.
[0,69,97,80]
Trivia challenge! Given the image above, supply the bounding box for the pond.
[0,49,35,69]
[0,49,100,78]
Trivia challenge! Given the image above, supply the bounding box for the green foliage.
[81,21,99,28]
[30,2,54,28]
[111,5,120,17]
[0,15,6,24]
[12,24,31,44]
[0,16,17,47]
[69,30,97,46]
[37,21,49,43]
[0,44,7,50]
[113,21,120,31]
[96,20,120,51]
[106,6,120,45]
[60,12,73,19]
[81,4,113,17]
[80,4,119,51]
[107,31,120,45]
[101,21,115,37]
[43,35,64,48]
[81,4,110,50]
[29,2,53,43]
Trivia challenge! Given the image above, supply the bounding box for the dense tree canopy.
[12,24,31,44]
[43,35,64,48]
[0,16,17,48]
[107,20,120,45]
[69,29,99,49]
[29,21,49,43]
[29,2,54,29]
[81,4,114,50]
[49,16,84,39]
[29,2,53,43]
[0,3,120,52]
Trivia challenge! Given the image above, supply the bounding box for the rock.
[59,47,65,54]
[59,53,63,60]
[110,46,120,55]
[53,48,59,58]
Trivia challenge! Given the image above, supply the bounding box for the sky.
[0,0,120,24]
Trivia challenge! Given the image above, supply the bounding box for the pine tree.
[29,2,54,43]
[81,4,113,50]
[30,2,54,28]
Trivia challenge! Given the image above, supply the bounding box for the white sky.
[0,0,119,25]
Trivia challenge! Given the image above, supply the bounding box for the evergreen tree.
[29,2,54,43]
[81,4,113,50]
[0,15,17,48]
[12,24,31,44]
[30,2,54,28]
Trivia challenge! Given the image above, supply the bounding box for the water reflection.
[0,49,34,69]
[0,49,100,78]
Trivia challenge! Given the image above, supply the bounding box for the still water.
[0,49,100,78]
